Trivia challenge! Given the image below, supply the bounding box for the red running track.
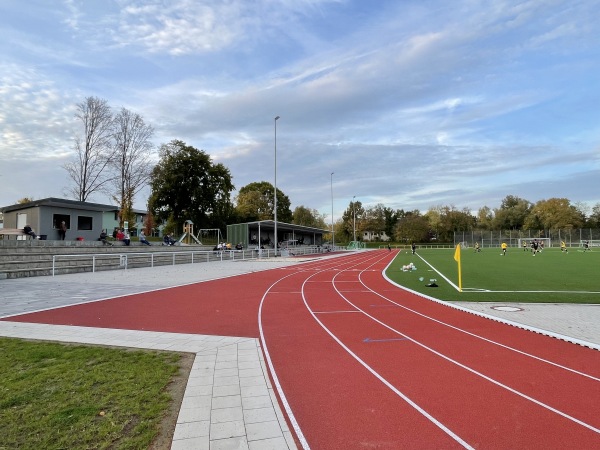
[5,250,600,449]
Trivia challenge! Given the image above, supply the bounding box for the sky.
[1,0,599,221]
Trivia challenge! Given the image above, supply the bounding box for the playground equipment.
[178,220,202,245]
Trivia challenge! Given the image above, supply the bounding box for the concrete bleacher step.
[0,242,220,279]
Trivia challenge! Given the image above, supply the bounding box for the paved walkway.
[1,257,598,449]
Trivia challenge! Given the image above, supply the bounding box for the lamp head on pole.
[275,116,280,121]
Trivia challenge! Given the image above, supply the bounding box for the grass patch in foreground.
[0,338,183,450]
[386,247,600,304]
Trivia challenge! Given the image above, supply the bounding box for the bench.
[0,228,32,239]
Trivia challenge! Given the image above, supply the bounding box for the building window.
[77,216,93,230]
[114,211,119,221]
[53,214,70,229]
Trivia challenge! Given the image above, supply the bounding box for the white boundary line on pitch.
[414,254,600,295]
[382,260,600,352]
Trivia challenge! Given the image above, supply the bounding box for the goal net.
[517,237,552,249]
[196,229,223,247]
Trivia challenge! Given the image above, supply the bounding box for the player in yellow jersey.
[501,242,507,256]
[560,241,568,253]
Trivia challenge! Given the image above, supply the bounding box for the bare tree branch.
[63,96,115,201]
[110,107,154,226]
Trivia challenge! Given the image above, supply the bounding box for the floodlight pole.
[274,116,280,256]
[331,172,335,249]
[353,195,356,243]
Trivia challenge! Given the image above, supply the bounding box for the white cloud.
[0,64,77,161]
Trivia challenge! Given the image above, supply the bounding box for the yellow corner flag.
[454,243,462,292]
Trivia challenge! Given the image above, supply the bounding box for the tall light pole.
[330,172,334,249]
[353,195,356,243]
[274,116,280,256]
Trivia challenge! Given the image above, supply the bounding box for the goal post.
[517,237,552,248]
[196,228,223,247]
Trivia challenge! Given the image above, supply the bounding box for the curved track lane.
[259,250,600,449]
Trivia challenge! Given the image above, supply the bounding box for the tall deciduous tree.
[148,140,234,233]
[524,198,584,230]
[235,181,292,223]
[292,206,327,228]
[64,96,114,201]
[111,108,154,227]
[476,206,494,230]
[394,213,431,243]
[492,195,532,230]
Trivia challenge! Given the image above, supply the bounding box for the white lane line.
[324,255,600,435]
[301,252,474,449]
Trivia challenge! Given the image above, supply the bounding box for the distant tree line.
[334,195,600,244]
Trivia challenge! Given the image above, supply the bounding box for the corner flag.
[454,243,462,292]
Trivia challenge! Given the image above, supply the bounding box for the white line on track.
[362,269,600,382]
[298,251,474,449]
[327,253,600,435]
[260,251,600,450]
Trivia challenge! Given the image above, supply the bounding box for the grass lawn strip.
[0,337,185,450]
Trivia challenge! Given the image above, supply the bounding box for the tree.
[383,207,402,238]
[524,198,584,230]
[143,209,156,236]
[235,181,292,223]
[589,203,600,228]
[492,195,532,230]
[340,200,365,241]
[64,96,114,201]
[110,108,154,228]
[428,205,476,241]
[148,140,234,233]
[292,206,327,228]
[394,214,430,243]
[16,197,35,204]
[476,206,494,230]
[424,206,442,240]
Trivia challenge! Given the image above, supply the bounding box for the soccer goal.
[197,228,223,247]
[517,237,552,248]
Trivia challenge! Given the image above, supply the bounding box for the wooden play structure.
[178,220,202,245]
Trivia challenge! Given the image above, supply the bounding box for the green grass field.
[385,246,600,303]
[0,338,182,449]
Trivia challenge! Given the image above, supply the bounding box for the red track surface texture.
[6,251,600,449]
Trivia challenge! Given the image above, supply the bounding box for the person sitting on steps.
[23,225,39,239]
[98,230,113,246]
[139,230,151,246]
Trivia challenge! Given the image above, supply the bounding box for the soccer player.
[522,241,528,251]
[531,239,539,256]
[474,242,481,253]
[583,240,590,252]
[560,241,568,253]
[501,242,507,256]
